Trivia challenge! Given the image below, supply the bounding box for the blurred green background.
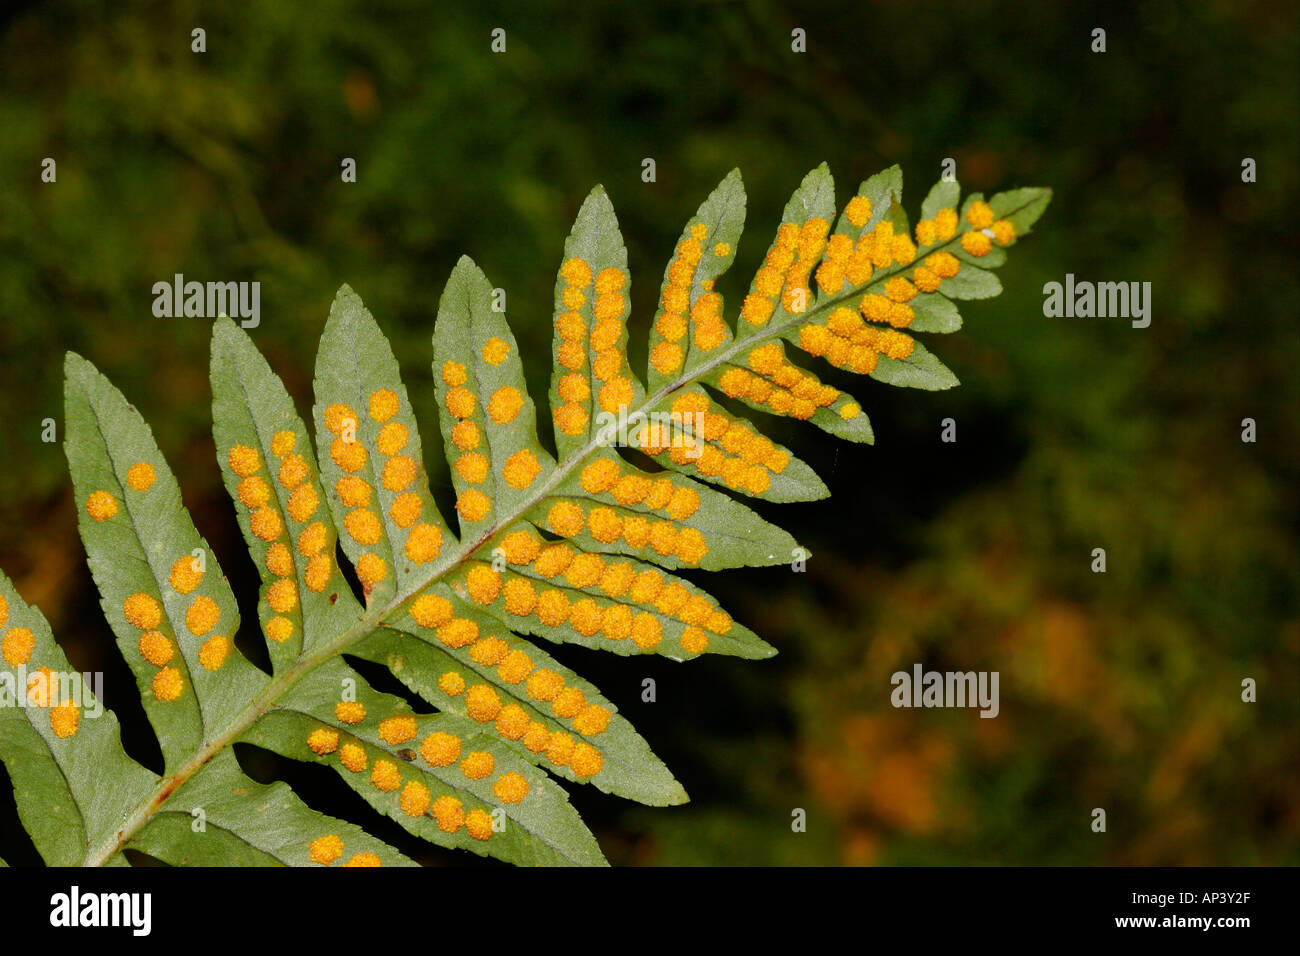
[0,0,1296,865]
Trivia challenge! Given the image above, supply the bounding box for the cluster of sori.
[445,343,545,504]
[649,223,734,377]
[556,454,707,561]
[442,360,533,524]
[307,834,382,866]
[552,257,633,437]
[304,701,530,849]
[741,216,831,327]
[634,390,788,494]
[792,198,1016,377]
[324,389,444,590]
[229,439,312,642]
[471,523,731,655]
[1,594,78,737]
[85,460,227,703]
[402,586,609,777]
[916,198,1016,257]
[719,343,854,421]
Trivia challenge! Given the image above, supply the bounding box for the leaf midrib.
[84,200,1039,865]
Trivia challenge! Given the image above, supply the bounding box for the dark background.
[0,0,1296,864]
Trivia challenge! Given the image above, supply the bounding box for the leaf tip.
[328,283,369,324]
[450,254,487,284]
[577,184,615,221]
[210,314,241,350]
[62,351,100,394]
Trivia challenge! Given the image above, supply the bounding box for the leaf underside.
[0,166,1048,866]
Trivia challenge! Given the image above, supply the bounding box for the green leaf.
[955,193,1007,267]
[646,168,746,389]
[884,195,911,237]
[542,467,800,572]
[870,340,961,390]
[441,548,777,662]
[937,263,1003,300]
[250,657,608,866]
[732,345,876,445]
[547,187,643,458]
[735,163,837,342]
[782,162,837,232]
[211,318,363,670]
[352,625,688,807]
[638,399,829,503]
[908,293,964,334]
[921,179,961,221]
[0,571,155,866]
[434,256,557,534]
[64,352,269,772]
[313,285,455,604]
[851,164,903,234]
[990,186,1053,237]
[129,749,416,866]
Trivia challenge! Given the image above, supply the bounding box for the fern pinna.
[0,165,1048,866]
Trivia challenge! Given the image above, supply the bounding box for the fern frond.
[0,165,1048,866]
